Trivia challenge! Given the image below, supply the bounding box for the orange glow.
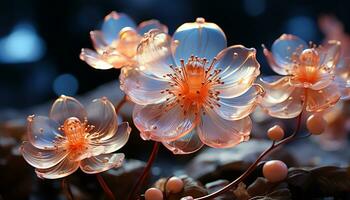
[292,49,321,84]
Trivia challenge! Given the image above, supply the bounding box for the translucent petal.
[85,97,118,141]
[35,158,79,179]
[213,45,260,98]
[101,11,136,44]
[119,67,170,105]
[80,48,115,70]
[50,95,87,125]
[259,76,294,104]
[214,84,263,120]
[306,83,341,112]
[289,69,334,90]
[136,29,176,78]
[137,20,168,35]
[90,122,131,154]
[197,109,252,148]
[318,40,341,71]
[335,58,350,99]
[264,34,307,75]
[115,28,140,58]
[90,31,108,54]
[173,18,227,64]
[80,153,124,174]
[133,103,195,142]
[27,115,64,150]
[21,141,68,169]
[162,128,203,154]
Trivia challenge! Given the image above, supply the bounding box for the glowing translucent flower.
[80,11,167,70]
[120,18,263,153]
[260,34,350,118]
[20,95,131,179]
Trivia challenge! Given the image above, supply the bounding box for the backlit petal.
[137,19,168,35]
[50,95,87,125]
[80,48,115,70]
[120,67,170,105]
[86,97,118,140]
[90,31,108,54]
[335,58,350,99]
[133,103,195,142]
[101,11,136,44]
[80,153,124,174]
[213,45,260,98]
[317,40,341,71]
[21,141,68,169]
[198,109,251,148]
[27,115,63,150]
[162,128,203,154]
[35,158,79,179]
[173,18,227,64]
[306,83,341,112]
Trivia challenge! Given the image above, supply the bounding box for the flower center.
[163,56,223,115]
[293,49,321,84]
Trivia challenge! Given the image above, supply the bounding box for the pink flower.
[120,18,263,154]
[20,95,131,179]
[260,34,350,118]
[80,11,167,70]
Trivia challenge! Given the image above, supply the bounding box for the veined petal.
[198,109,251,148]
[317,40,341,71]
[80,153,124,174]
[136,29,176,78]
[259,76,294,104]
[21,141,68,169]
[264,34,307,75]
[101,11,136,44]
[215,84,263,120]
[50,95,87,125]
[90,31,108,54]
[173,18,227,64]
[115,27,140,58]
[35,158,79,179]
[306,83,341,112]
[137,19,168,35]
[133,103,196,142]
[27,115,64,150]
[120,67,170,105]
[90,122,131,154]
[213,45,260,98]
[162,128,203,154]
[86,97,118,140]
[80,48,115,70]
[335,58,350,99]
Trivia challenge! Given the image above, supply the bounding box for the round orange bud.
[263,160,288,182]
[145,188,163,200]
[306,114,326,135]
[166,176,184,193]
[267,125,285,141]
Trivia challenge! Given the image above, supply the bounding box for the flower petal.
[50,95,87,125]
[80,48,116,70]
[214,84,263,120]
[162,128,203,154]
[198,108,251,148]
[136,29,176,78]
[27,115,64,149]
[137,19,168,35]
[35,158,79,179]
[80,153,124,174]
[90,31,108,54]
[21,141,68,169]
[86,97,118,140]
[133,103,196,142]
[173,18,227,64]
[306,83,341,112]
[318,40,341,71]
[335,58,350,99]
[90,122,131,154]
[101,11,136,44]
[264,34,307,75]
[120,67,170,105]
[213,45,260,98]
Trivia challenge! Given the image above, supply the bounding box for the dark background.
[0,0,349,110]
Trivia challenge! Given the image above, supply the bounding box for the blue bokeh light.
[285,16,317,42]
[53,73,79,96]
[0,23,45,64]
[243,0,266,17]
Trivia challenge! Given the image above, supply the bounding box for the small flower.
[260,34,350,118]
[20,95,131,179]
[120,18,263,153]
[80,11,167,70]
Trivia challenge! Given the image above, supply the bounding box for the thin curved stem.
[61,178,74,200]
[127,142,160,200]
[96,174,116,200]
[195,112,303,200]
[115,95,128,114]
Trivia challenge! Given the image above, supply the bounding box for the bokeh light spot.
[285,16,317,42]
[53,73,79,96]
[243,0,266,17]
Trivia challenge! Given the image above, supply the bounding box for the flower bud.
[307,114,326,135]
[267,125,285,141]
[263,160,288,182]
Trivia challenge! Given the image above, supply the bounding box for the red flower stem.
[96,174,116,200]
[127,142,160,200]
[115,95,128,114]
[195,112,303,200]
[61,178,74,200]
